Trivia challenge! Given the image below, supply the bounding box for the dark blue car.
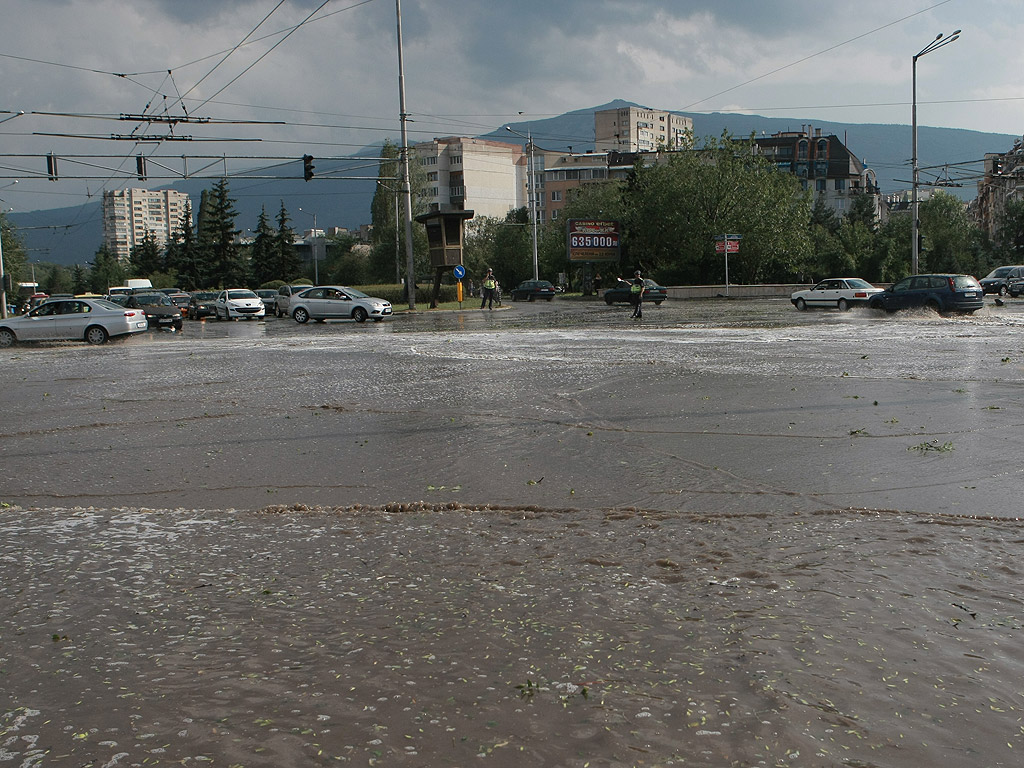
[867,274,984,314]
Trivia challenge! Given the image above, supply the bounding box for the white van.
[126,279,153,290]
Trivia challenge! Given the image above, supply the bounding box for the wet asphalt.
[2,295,1023,517]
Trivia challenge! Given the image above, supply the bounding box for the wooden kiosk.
[415,208,475,308]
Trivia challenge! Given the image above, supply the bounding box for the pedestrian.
[629,270,645,319]
[481,269,497,310]
[593,272,602,292]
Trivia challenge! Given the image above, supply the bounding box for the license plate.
[964,292,976,298]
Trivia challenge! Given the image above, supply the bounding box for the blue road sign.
[453,265,466,279]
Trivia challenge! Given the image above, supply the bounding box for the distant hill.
[12,99,1016,267]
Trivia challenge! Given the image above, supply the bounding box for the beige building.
[594,106,693,152]
[413,137,525,219]
[102,188,190,262]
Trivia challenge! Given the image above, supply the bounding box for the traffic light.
[136,155,147,181]
[46,153,58,181]
[302,154,315,181]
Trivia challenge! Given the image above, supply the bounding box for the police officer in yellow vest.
[481,269,498,310]
[629,270,645,319]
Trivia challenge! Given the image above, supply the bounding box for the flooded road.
[3,296,1023,516]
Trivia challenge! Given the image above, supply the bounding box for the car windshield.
[846,278,874,289]
[194,292,217,300]
[227,290,257,299]
[986,267,1014,279]
[136,294,172,306]
[953,275,981,290]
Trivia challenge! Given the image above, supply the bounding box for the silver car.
[290,286,393,323]
[0,298,149,347]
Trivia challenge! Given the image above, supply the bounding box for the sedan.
[188,291,219,319]
[124,292,184,331]
[867,274,984,314]
[791,278,883,311]
[0,297,148,347]
[603,278,668,305]
[215,289,266,320]
[166,291,192,318]
[255,289,278,315]
[290,286,393,323]
[509,280,557,302]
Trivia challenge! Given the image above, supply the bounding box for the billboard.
[566,219,620,262]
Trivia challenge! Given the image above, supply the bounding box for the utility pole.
[396,0,416,310]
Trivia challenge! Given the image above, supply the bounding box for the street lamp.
[912,29,960,275]
[505,126,540,281]
[297,207,320,284]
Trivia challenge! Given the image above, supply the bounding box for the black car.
[255,289,278,314]
[867,274,984,314]
[509,280,556,302]
[188,291,219,319]
[124,292,184,330]
[603,278,668,305]
[980,266,1024,296]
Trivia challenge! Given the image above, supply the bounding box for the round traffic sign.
[453,265,466,279]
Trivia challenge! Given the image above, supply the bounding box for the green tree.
[919,191,979,274]
[71,264,88,294]
[994,198,1024,264]
[198,178,246,287]
[1,209,28,302]
[487,207,532,289]
[369,140,402,282]
[846,191,879,232]
[249,206,276,285]
[323,234,365,284]
[130,229,163,277]
[89,246,125,293]
[166,200,201,289]
[41,264,72,295]
[272,202,301,281]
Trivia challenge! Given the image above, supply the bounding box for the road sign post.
[714,234,742,296]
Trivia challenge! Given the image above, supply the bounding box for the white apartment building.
[594,106,693,152]
[102,188,191,262]
[413,137,525,220]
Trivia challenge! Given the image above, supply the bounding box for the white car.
[791,278,884,311]
[215,289,266,320]
[290,286,393,323]
[0,297,148,347]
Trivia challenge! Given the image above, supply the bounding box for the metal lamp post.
[297,207,320,284]
[505,126,540,281]
[912,29,960,275]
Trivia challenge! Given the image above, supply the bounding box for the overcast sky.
[2,0,1022,213]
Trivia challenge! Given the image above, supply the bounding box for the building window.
[816,178,826,192]
[551,209,559,220]
[420,156,437,166]
[427,171,438,182]
[450,155,462,165]
[835,178,846,192]
[551,190,562,202]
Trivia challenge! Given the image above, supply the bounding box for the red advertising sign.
[566,219,621,262]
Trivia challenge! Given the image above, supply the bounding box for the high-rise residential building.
[594,106,693,152]
[413,137,525,219]
[102,188,191,262]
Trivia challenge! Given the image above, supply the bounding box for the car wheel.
[925,300,941,313]
[0,328,16,348]
[654,301,663,305]
[795,297,807,311]
[547,297,554,301]
[605,296,615,305]
[85,325,109,345]
[837,298,849,312]
[353,307,368,323]
[528,294,535,302]
[999,285,1008,297]
[293,307,310,324]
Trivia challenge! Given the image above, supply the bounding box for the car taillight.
[947,277,955,290]
[854,291,866,297]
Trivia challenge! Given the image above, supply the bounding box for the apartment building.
[102,188,191,262]
[971,138,1024,239]
[754,127,880,218]
[413,137,525,219]
[594,106,693,152]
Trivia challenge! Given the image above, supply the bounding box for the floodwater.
[4,296,1024,767]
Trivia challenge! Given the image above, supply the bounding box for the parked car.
[509,280,557,302]
[274,284,313,318]
[166,291,192,318]
[104,293,129,306]
[867,274,984,314]
[215,289,266,320]
[188,291,219,319]
[290,286,393,323]
[980,266,1024,296]
[124,292,184,330]
[603,278,668,305]
[790,278,884,311]
[0,297,148,347]
[255,289,278,315]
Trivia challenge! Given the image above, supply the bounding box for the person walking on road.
[629,270,645,319]
[481,269,498,310]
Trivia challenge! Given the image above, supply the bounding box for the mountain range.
[11,99,1016,267]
